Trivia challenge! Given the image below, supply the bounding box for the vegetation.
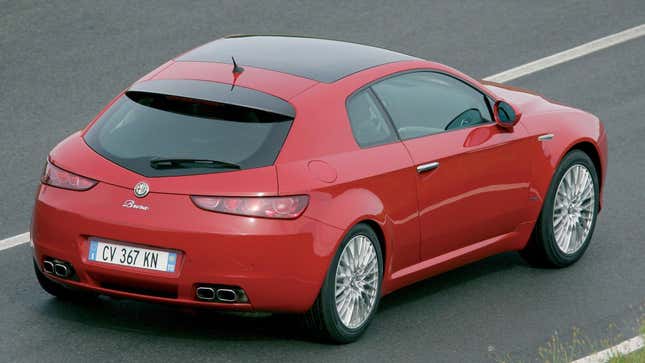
[609,322,645,363]
[491,314,645,363]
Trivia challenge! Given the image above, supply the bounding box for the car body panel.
[32,36,607,312]
[402,123,534,261]
[277,142,421,287]
[32,182,344,312]
[483,81,607,217]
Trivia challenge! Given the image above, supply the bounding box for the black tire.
[303,223,384,344]
[33,261,94,300]
[520,150,600,267]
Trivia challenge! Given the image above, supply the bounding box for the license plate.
[88,238,177,273]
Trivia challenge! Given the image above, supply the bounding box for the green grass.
[491,314,645,363]
[491,324,625,363]
[609,323,645,363]
[610,349,645,363]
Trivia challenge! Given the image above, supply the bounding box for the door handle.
[416,161,440,173]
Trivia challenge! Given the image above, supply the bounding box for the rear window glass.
[84,92,293,177]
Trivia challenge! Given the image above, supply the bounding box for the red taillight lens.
[41,161,97,191]
[191,195,309,219]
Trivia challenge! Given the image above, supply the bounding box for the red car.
[32,35,607,343]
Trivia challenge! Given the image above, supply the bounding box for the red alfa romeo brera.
[32,35,607,343]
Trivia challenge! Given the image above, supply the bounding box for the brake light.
[191,195,309,219]
[41,161,97,191]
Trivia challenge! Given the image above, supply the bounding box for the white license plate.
[88,238,177,273]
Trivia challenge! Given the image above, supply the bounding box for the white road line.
[571,335,645,363]
[0,232,30,251]
[484,23,645,83]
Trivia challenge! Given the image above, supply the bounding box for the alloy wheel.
[552,164,596,255]
[334,234,379,329]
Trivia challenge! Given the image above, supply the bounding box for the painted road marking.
[0,232,30,251]
[484,23,645,83]
[571,334,645,363]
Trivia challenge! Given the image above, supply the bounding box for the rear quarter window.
[346,89,397,147]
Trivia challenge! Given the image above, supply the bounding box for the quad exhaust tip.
[196,287,216,301]
[195,285,248,303]
[43,260,55,274]
[42,258,73,279]
[216,288,237,302]
[54,263,71,278]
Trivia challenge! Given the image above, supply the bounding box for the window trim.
[345,68,498,146]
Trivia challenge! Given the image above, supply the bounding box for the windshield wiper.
[150,158,241,170]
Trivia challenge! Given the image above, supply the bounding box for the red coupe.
[32,35,607,343]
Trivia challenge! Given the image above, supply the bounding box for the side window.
[346,89,397,147]
[371,72,492,140]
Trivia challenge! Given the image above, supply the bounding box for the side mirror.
[493,100,521,128]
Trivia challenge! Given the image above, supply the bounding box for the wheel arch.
[566,141,603,189]
[525,128,606,226]
[303,186,396,266]
[356,219,387,270]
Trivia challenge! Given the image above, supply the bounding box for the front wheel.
[304,223,383,343]
[521,150,600,267]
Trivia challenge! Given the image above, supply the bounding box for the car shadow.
[37,295,308,342]
[36,252,531,343]
[378,251,529,312]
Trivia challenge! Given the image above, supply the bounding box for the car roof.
[175,35,418,83]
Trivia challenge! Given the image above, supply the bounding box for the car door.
[371,71,533,260]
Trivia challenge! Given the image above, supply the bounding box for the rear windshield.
[84,92,293,177]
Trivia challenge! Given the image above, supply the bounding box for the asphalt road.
[1,1,645,362]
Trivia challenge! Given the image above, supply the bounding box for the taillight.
[191,195,309,219]
[41,161,97,191]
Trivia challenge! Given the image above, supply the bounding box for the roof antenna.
[232,56,244,74]
[230,57,244,91]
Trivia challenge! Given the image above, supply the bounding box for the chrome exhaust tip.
[195,286,216,301]
[43,260,55,274]
[215,288,237,303]
[196,285,248,303]
[53,263,71,278]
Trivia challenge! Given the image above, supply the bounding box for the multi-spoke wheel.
[304,223,383,343]
[521,150,600,267]
[334,234,380,329]
[552,164,596,255]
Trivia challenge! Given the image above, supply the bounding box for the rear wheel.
[521,150,600,267]
[304,223,383,343]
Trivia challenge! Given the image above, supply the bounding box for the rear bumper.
[31,183,343,313]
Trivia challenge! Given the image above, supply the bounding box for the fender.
[305,188,391,268]
[276,145,422,287]
[484,81,606,235]
[520,108,605,243]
